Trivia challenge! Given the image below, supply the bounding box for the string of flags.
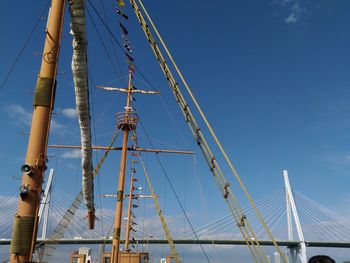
[119,21,128,35]
[116,8,128,20]
[126,170,139,249]
[129,171,139,246]
[115,2,135,72]
[115,2,139,103]
[126,148,140,251]
[115,3,144,250]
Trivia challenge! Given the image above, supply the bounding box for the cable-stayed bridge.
[1,170,349,263]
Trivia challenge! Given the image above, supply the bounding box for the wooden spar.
[49,145,194,155]
[97,85,160,94]
[112,127,129,263]
[9,0,65,262]
[111,69,134,263]
[124,161,136,252]
[101,194,155,198]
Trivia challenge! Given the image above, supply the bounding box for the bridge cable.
[198,189,285,240]
[184,189,283,239]
[297,199,346,241]
[296,191,350,237]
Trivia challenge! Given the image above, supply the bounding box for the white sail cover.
[69,0,94,214]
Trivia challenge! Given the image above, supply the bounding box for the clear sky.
[0,0,350,262]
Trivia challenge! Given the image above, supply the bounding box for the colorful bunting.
[125,52,134,62]
[119,21,128,35]
[116,8,128,19]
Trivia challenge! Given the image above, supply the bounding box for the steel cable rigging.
[39,128,120,262]
[0,0,51,94]
[133,137,181,263]
[127,0,283,261]
[136,119,212,263]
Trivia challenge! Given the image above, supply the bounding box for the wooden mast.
[111,69,134,263]
[9,0,65,262]
[125,161,137,252]
[99,59,158,262]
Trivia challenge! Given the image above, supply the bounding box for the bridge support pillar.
[283,170,307,263]
[288,247,298,263]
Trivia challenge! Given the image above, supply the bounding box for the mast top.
[97,67,159,132]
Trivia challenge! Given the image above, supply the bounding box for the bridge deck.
[1,239,350,248]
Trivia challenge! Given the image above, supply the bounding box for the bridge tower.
[38,168,55,239]
[283,170,307,263]
[35,168,55,261]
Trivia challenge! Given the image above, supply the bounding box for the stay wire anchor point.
[223,182,230,199]
[210,156,216,172]
[195,128,201,145]
[237,214,247,228]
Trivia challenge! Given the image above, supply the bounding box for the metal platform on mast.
[116,111,138,131]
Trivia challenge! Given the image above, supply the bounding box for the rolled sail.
[69,0,95,229]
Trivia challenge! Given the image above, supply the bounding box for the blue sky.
[1,0,350,262]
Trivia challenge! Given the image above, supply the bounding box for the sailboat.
[3,0,291,262]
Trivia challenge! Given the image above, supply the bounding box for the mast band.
[33,76,56,108]
[113,227,121,239]
[10,216,35,254]
[117,190,123,201]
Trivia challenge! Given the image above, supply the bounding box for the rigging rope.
[89,80,106,240]
[39,128,120,261]
[136,120,212,263]
[0,0,51,94]
[86,0,124,53]
[86,6,124,87]
[128,1,283,261]
[100,0,125,87]
[133,133,181,263]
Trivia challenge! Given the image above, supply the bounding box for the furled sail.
[69,0,95,229]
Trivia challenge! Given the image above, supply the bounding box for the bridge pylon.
[283,170,307,263]
[35,168,55,262]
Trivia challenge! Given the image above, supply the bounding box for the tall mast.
[125,161,137,252]
[102,67,159,262]
[9,0,65,262]
[111,69,135,263]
